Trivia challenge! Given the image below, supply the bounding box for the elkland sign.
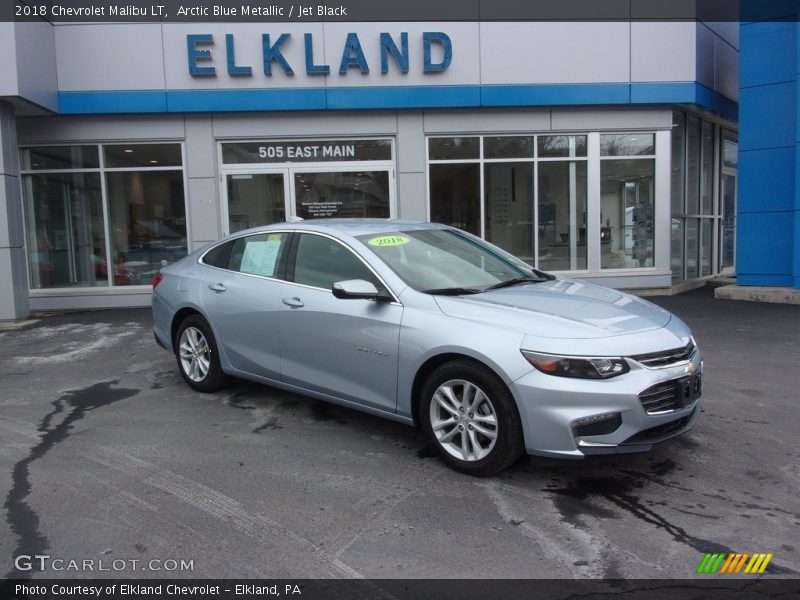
[187,31,453,77]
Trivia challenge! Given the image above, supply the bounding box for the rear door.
[199,232,290,381]
[278,232,402,412]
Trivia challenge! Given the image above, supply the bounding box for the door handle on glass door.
[208,283,226,292]
[282,297,304,308]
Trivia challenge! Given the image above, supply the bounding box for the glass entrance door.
[292,170,392,220]
[224,171,287,234]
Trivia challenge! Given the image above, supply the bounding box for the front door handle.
[282,297,304,308]
[208,283,226,293]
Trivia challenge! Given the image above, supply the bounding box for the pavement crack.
[3,380,139,579]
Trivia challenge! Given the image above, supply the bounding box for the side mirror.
[332,279,392,301]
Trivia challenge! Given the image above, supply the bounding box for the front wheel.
[420,360,524,476]
[175,315,227,392]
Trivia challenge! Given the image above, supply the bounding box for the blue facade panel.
[738,20,799,288]
[738,147,796,214]
[740,25,795,88]
[738,82,796,151]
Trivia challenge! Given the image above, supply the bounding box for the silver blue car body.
[153,220,701,465]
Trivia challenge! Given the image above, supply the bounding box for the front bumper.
[509,349,703,459]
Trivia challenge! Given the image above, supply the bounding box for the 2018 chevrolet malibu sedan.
[152,220,702,476]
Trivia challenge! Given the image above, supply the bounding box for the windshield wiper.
[485,276,549,291]
[422,287,482,296]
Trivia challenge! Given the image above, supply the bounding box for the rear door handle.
[282,297,304,308]
[208,283,227,293]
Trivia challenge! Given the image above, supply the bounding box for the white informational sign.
[240,239,281,277]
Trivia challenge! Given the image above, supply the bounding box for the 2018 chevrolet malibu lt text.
[152,220,702,476]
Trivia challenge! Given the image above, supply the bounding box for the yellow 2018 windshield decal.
[368,235,410,247]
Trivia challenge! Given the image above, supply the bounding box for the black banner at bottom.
[2,579,799,600]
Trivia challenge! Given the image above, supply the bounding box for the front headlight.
[521,350,629,379]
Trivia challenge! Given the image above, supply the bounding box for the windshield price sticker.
[368,235,410,247]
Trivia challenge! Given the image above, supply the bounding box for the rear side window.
[203,232,289,278]
[292,233,377,290]
[202,241,234,268]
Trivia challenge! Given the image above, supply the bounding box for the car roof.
[247,219,449,237]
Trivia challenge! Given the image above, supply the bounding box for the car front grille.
[639,374,702,414]
[639,381,682,413]
[630,340,695,368]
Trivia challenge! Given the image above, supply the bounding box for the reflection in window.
[600,160,655,269]
[428,137,479,160]
[106,170,187,286]
[686,116,700,214]
[538,135,587,158]
[20,145,99,170]
[600,134,655,156]
[701,122,714,214]
[671,112,685,216]
[671,218,684,283]
[537,161,587,271]
[484,163,534,265]
[484,137,534,159]
[22,172,107,288]
[430,164,480,236]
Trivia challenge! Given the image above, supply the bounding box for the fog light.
[572,413,622,437]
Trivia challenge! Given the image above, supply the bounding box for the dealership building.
[0,17,743,318]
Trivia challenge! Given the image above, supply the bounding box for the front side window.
[292,234,376,290]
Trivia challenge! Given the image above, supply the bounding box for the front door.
[278,232,402,413]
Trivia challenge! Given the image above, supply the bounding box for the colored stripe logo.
[696,553,773,574]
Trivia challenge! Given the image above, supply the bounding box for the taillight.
[152,272,164,290]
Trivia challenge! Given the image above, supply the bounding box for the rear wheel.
[420,360,524,476]
[175,315,227,392]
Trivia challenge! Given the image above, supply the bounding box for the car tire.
[175,315,227,393]
[420,360,524,476]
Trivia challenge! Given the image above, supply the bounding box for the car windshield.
[357,228,549,293]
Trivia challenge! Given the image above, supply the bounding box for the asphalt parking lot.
[0,287,798,580]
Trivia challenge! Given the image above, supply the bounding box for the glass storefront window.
[484,163,534,265]
[671,112,685,216]
[538,135,587,158]
[723,137,738,170]
[104,144,182,168]
[21,142,189,289]
[686,116,701,214]
[600,159,655,269]
[484,136,534,159]
[701,122,714,214]
[537,161,588,271]
[600,134,655,156]
[105,170,187,286]
[700,218,713,277]
[20,146,99,171]
[429,163,480,235]
[22,172,106,288]
[670,218,684,283]
[428,137,480,160]
[685,218,699,279]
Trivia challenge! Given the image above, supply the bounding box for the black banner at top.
[3,0,799,23]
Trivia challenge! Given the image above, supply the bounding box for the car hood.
[433,279,672,339]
